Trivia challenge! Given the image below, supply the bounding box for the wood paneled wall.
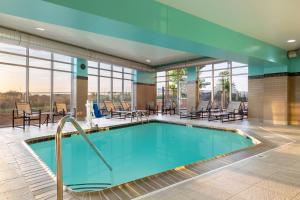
[249,74,300,125]
[76,77,88,120]
[288,75,300,125]
[135,83,156,110]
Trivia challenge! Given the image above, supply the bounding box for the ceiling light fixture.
[146,59,151,63]
[287,39,296,43]
[35,27,45,31]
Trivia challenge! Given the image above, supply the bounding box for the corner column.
[134,71,156,110]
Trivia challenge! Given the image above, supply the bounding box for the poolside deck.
[0,115,299,200]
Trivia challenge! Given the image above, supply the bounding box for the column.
[74,58,88,120]
[186,67,199,111]
[134,70,156,110]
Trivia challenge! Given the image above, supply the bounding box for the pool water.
[29,122,254,191]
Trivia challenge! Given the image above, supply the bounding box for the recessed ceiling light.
[146,59,151,63]
[287,39,296,43]
[35,27,45,31]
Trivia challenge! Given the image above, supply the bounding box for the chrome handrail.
[55,116,112,200]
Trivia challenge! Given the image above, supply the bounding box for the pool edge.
[23,119,268,200]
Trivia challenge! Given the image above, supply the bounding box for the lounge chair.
[179,107,198,119]
[242,101,248,118]
[103,100,129,119]
[12,102,41,129]
[120,101,131,111]
[179,100,211,119]
[196,100,211,118]
[52,102,75,123]
[162,100,176,115]
[209,101,243,122]
[146,101,158,115]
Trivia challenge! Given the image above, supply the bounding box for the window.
[100,77,111,107]
[232,75,248,101]
[53,71,72,108]
[113,78,122,104]
[88,75,98,102]
[214,69,230,107]
[29,49,51,59]
[123,80,132,102]
[0,64,26,126]
[199,65,212,102]
[0,52,26,65]
[29,69,51,112]
[0,42,26,55]
[88,62,135,108]
[197,61,248,107]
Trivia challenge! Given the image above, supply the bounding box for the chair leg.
[12,110,15,128]
[39,111,41,128]
[23,114,25,130]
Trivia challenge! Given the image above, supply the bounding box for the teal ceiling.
[0,0,289,68]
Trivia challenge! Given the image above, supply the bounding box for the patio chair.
[120,101,131,111]
[209,101,243,122]
[103,100,129,119]
[12,102,41,129]
[242,101,248,118]
[146,101,158,115]
[93,103,105,118]
[162,100,176,115]
[52,102,75,123]
[196,100,211,118]
[180,100,211,119]
[179,107,198,119]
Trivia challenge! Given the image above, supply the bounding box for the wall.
[248,57,300,125]
[288,57,300,125]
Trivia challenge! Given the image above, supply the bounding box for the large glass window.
[231,62,248,101]
[88,62,134,109]
[156,61,248,112]
[100,77,111,105]
[214,62,230,107]
[199,64,212,102]
[0,64,26,126]
[198,61,248,108]
[88,75,98,102]
[29,69,51,112]
[0,42,75,126]
[156,72,166,111]
[53,71,72,108]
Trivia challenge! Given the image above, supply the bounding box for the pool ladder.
[55,116,112,200]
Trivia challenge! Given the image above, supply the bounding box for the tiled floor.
[0,115,300,200]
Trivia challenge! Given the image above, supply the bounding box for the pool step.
[67,182,111,192]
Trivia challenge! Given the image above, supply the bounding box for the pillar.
[186,67,199,111]
[74,58,88,120]
[134,71,156,110]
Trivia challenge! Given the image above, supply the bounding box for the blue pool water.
[29,122,253,191]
